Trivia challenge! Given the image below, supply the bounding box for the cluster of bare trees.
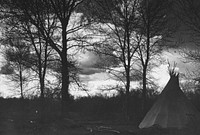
[175,0,200,91]
[0,0,87,103]
[82,0,173,116]
[0,0,198,117]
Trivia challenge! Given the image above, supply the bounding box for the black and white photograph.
[0,0,199,134]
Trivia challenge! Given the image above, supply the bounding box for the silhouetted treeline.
[0,88,200,127]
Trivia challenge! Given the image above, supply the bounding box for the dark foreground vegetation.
[0,90,200,135]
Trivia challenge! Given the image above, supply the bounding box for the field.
[0,97,199,135]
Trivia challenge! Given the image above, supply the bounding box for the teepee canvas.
[139,71,200,129]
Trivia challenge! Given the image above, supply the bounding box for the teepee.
[139,70,200,129]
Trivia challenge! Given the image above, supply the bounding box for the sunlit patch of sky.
[70,79,141,99]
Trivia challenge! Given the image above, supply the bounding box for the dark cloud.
[79,67,103,75]
[80,52,99,68]
[0,64,14,75]
[79,51,105,75]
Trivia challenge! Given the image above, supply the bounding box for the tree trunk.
[142,66,147,115]
[61,58,70,113]
[41,42,48,99]
[125,73,130,120]
[40,77,45,99]
[61,23,70,113]
[19,65,24,99]
[142,0,150,115]
[38,58,45,99]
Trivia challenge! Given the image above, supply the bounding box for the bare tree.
[82,0,174,117]
[176,0,200,90]
[83,0,142,119]
[22,24,53,99]
[1,33,32,99]
[1,12,55,99]
[1,0,89,111]
[136,0,173,113]
[176,0,200,62]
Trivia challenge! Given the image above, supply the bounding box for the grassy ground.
[0,98,199,135]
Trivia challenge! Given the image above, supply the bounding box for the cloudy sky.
[0,3,200,98]
[71,47,199,98]
[0,44,199,98]
[0,18,199,98]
